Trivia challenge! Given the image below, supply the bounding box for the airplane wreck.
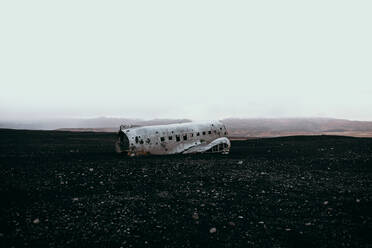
[115,121,231,156]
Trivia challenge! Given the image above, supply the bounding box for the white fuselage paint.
[116,120,231,156]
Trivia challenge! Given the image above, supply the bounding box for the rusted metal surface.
[116,121,230,156]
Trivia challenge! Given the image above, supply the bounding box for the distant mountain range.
[0,118,191,131]
[1,117,372,138]
[222,118,372,138]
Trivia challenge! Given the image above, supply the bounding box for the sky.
[1,1,371,121]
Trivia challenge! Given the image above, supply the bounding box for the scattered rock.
[228,221,235,227]
[192,213,199,220]
[157,191,169,198]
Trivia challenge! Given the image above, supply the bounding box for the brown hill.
[2,117,372,138]
[221,118,372,138]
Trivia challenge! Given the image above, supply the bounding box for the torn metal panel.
[182,137,230,154]
[115,121,231,156]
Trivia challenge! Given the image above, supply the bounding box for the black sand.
[0,129,371,247]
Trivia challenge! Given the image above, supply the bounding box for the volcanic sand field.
[0,129,371,247]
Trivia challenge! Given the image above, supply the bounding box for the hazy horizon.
[3,116,372,138]
[2,116,372,123]
[1,1,371,121]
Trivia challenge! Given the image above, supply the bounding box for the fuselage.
[116,120,230,156]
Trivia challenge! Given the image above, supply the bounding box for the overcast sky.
[1,1,371,121]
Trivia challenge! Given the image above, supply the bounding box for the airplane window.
[168,136,173,140]
[202,131,206,135]
[160,137,165,142]
[176,135,180,141]
[208,131,212,134]
[183,135,187,140]
[197,132,200,136]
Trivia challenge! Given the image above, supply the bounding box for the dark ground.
[0,129,371,248]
